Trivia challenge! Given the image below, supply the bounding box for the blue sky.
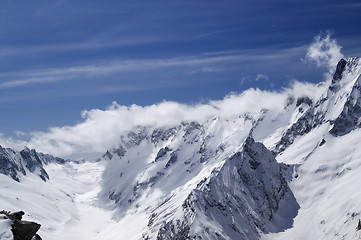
[1,0,361,139]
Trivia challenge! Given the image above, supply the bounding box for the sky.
[1,0,361,157]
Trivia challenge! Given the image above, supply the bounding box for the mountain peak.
[332,58,347,84]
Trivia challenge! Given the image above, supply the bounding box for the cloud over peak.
[0,34,348,159]
[305,33,345,71]
[0,80,328,159]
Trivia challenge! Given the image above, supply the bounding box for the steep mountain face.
[329,59,361,136]
[1,57,361,240]
[269,58,361,154]
[260,58,361,240]
[155,137,291,240]
[0,146,66,182]
[96,115,297,239]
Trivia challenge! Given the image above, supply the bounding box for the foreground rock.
[0,210,42,240]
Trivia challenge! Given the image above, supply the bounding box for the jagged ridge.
[273,57,361,154]
[0,146,66,182]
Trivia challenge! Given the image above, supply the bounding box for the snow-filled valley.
[1,57,361,239]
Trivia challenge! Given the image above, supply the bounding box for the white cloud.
[0,34,335,158]
[305,33,345,71]
[240,76,251,85]
[0,80,327,159]
[255,73,269,82]
[0,54,242,89]
[0,46,306,90]
[0,77,58,89]
[14,131,26,137]
[241,74,269,85]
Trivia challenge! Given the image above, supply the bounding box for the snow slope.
[0,159,118,239]
[1,58,361,239]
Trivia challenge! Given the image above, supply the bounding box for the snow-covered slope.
[1,58,361,240]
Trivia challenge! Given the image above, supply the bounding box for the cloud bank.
[0,34,343,159]
[0,80,328,159]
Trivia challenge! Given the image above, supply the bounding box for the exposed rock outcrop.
[332,58,347,83]
[0,210,42,240]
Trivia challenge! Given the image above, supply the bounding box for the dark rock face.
[0,147,23,182]
[0,210,41,240]
[20,148,49,181]
[329,58,358,92]
[9,211,24,221]
[121,128,147,149]
[156,192,196,240]
[232,137,289,223]
[102,145,126,160]
[296,96,313,107]
[165,151,178,168]
[12,220,41,240]
[151,127,178,144]
[33,234,43,240]
[330,102,361,136]
[244,137,262,169]
[182,121,203,144]
[332,58,347,84]
[157,220,190,240]
[155,147,172,162]
[319,138,326,146]
[20,148,42,173]
[329,58,347,92]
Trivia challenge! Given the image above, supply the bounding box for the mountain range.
[1,58,361,239]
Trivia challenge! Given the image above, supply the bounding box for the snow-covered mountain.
[1,58,361,240]
[97,120,294,239]
[0,146,66,182]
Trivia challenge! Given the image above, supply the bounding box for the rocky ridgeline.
[273,57,361,155]
[0,146,66,182]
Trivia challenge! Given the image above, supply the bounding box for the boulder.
[0,210,41,240]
